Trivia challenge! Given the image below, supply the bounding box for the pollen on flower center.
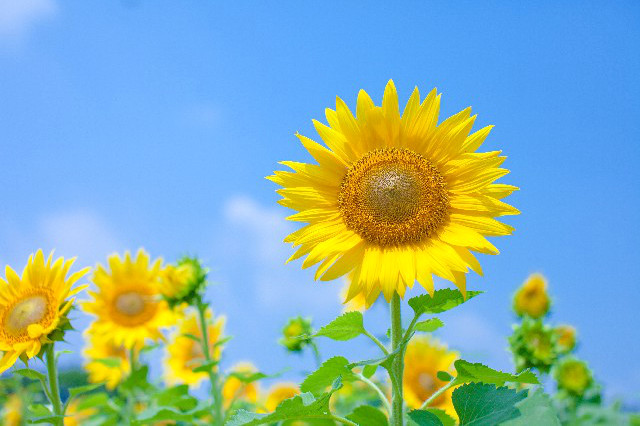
[5,295,48,335]
[338,148,449,246]
[115,292,146,316]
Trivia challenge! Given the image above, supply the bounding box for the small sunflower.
[222,362,260,408]
[513,273,551,318]
[270,80,518,303]
[82,323,131,390]
[554,357,593,397]
[82,250,174,349]
[404,335,458,418]
[264,383,299,412]
[164,307,225,387]
[0,250,89,373]
[279,316,312,352]
[160,257,206,306]
[555,324,577,353]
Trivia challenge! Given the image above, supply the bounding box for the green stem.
[363,329,390,355]
[419,378,458,410]
[356,373,392,415]
[45,344,63,426]
[310,341,322,368]
[197,299,224,425]
[390,293,404,426]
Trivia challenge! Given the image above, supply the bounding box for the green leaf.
[408,408,456,426]
[68,383,103,398]
[363,364,378,379]
[437,371,454,382]
[346,405,388,426]
[192,360,218,373]
[408,289,482,316]
[27,404,51,417]
[452,383,527,425]
[93,357,122,368]
[500,389,560,425]
[28,415,65,424]
[13,368,47,382]
[301,356,357,396]
[227,370,273,384]
[414,318,445,333]
[181,333,201,342]
[314,311,365,341]
[454,360,539,386]
[155,385,198,411]
[226,389,338,426]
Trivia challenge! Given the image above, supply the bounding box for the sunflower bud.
[555,324,577,353]
[554,357,593,397]
[279,316,313,352]
[160,257,207,307]
[513,273,551,319]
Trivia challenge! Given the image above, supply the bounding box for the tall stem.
[197,300,224,425]
[45,344,63,426]
[390,293,404,426]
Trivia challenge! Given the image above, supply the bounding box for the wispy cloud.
[0,0,57,42]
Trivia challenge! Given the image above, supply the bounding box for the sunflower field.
[0,80,638,426]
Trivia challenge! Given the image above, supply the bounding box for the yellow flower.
[555,324,577,353]
[2,394,23,426]
[82,323,131,390]
[164,307,225,387]
[82,250,174,349]
[404,335,458,418]
[513,273,551,318]
[222,362,260,408]
[270,80,518,303]
[554,357,592,396]
[0,250,89,373]
[279,317,312,352]
[64,397,97,426]
[160,258,205,303]
[264,383,300,412]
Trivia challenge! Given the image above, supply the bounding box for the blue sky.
[0,0,639,403]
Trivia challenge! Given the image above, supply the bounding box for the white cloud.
[0,0,57,40]
[38,210,123,265]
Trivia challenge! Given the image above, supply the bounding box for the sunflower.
[2,393,23,426]
[340,280,380,312]
[82,250,174,349]
[513,273,551,318]
[222,362,260,408]
[554,357,592,397]
[264,383,300,412]
[0,250,89,373]
[269,80,518,303]
[164,307,225,387]
[82,323,131,390]
[404,335,458,418]
[555,324,577,353]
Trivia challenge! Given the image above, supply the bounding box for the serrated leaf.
[409,289,482,316]
[500,389,560,425]
[301,356,356,396]
[408,408,456,426]
[68,383,103,398]
[226,390,336,426]
[452,383,527,425]
[14,368,47,382]
[314,311,364,341]
[346,405,388,426]
[454,360,539,386]
[414,318,445,333]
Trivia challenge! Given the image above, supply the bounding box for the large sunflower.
[270,81,518,304]
[164,307,225,387]
[82,250,174,349]
[0,250,89,373]
[404,335,458,417]
[82,323,131,390]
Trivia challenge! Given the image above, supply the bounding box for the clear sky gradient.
[0,0,638,404]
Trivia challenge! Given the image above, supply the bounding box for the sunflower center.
[338,148,449,246]
[115,292,146,316]
[5,295,48,335]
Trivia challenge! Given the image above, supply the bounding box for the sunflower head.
[513,273,551,319]
[403,335,459,418]
[0,250,89,374]
[270,80,518,304]
[82,249,174,349]
[82,323,132,390]
[279,316,313,352]
[164,307,225,387]
[554,357,593,397]
[160,257,207,307]
[509,318,558,374]
[555,324,577,353]
[264,383,300,412]
[222,362,260,409]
